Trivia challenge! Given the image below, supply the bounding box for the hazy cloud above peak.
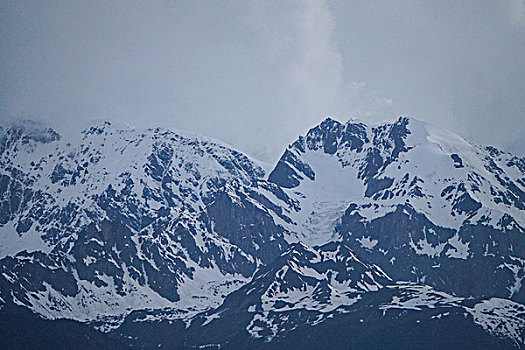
[1,0,524,161]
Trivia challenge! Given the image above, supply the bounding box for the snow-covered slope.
[0,120,292,328]
[269,116,525,302]
[270,117,524,243]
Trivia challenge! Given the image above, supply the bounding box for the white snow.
[465,298,525,346]
[380,283,463,312]
[0,222,52,259]
[356,236,378,249]
[498,257,525,298]
[445,233,470,259]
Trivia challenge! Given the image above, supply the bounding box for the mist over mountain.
[0,117,523,349]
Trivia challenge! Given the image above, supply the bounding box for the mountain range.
[0,117,523,349]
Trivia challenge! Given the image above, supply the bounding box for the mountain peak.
[0,120,61,157]
[0,119,60,144]
[318,116,342,127]
[269,114,525,245]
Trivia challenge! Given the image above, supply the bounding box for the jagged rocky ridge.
[270,117,525,302]
[0,117,523,348]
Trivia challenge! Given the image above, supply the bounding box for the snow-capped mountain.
[0,117,523,348]
[270,117,525,302]
[0,120,291,328]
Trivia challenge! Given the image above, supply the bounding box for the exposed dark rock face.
[337,203,525,303]
[206,188,288,266]
[268,149,316,188]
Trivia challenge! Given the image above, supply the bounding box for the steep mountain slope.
[0,120,293,328]
[269,117,525,302]
[0,117,523,348]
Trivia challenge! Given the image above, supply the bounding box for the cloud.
[0,0,408,161]
[506,0,525,25]
[285,0,345,113]
[274,0,394,136]
[1,1,523,161]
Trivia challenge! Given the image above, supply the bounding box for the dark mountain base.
[252,310,514,350]
[113,288,518,350]
[0,295,519,350]
[0,303,130,350]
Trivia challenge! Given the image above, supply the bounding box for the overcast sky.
[1,0,524,161]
